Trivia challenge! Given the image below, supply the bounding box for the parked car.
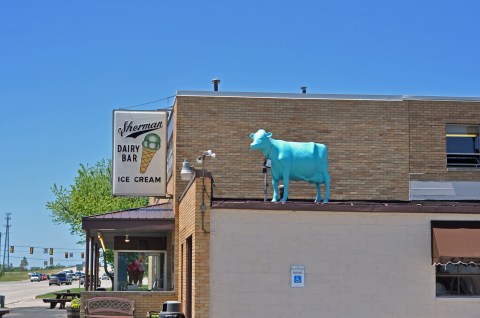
[42,274,47,280]
[30,274,41,282]
[49,272,72,286]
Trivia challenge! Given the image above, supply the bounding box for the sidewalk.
[5,298,67,317]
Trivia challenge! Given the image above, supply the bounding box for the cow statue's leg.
[280,169,290,203]
[323,173,331,203]
[315,182,322,203]
[271,177,280,202]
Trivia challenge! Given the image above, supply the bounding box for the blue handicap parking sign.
[294,275,302,283]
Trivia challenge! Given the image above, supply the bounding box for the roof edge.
[211,199,480,214]
[176,90,480,102]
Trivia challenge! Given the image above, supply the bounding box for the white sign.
[112,110,168,196]
[291,265,305,288]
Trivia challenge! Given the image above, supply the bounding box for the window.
[436,263,480,296]
[114,251,167,291]
[446,125,480,168]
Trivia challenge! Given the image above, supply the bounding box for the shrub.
[70,297,80,309]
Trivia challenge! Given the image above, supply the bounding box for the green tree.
[46,159,148,269]
[19,257,28,270]
[47,159,148,238]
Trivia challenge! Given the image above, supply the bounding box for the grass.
[0,272,29,282]
[0,268,71,283]
[35,287,83,299]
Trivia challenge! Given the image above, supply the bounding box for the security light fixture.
[125,234,130,243]
[197,150,216,164]
[180,159,194,181]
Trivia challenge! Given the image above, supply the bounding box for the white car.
[30,274,41,282]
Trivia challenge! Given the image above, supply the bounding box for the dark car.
[49,274,59,285]
[49,272,72,286]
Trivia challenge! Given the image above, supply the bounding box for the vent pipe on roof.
[301,86,307,94]
[212,79,221,91]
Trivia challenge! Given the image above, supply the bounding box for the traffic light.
[81,252,85,259]
[9,246,14,253]
[65,252,68,258]
[49,248,53,255]
[30,247,34,254]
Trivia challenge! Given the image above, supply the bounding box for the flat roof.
[176,90,480,102]
[212,199,480,214]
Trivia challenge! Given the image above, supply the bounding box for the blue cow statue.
[250,129,331,203]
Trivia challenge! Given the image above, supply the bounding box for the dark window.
[446,125,480,168]
[436,263,480,296]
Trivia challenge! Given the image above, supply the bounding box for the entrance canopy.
[81,203,174,291]
[82,203,174,248]
[432,221,480,264]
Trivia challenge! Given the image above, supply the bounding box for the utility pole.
[2,213,11,269]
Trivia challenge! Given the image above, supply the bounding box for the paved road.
[4,301,68,317]
[0,275,111,317]
[0,280,74,317]
[0,277,111,306]
[0,279,76,306]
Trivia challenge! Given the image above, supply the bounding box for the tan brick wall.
[178,175,211,318]
[174,96,410,201]
[172,95,480,202]
[80,291,176,318]
[408,100,480,181]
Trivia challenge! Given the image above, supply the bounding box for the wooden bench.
[85,297,134,317]
[42,298,71,309]
[0,309,9,317]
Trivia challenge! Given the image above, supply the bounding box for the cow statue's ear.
[249,133,255,139]
[266,132,272,138]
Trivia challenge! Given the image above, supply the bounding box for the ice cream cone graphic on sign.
[139,133,161,174]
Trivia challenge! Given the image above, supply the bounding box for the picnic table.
[43,291,81,309]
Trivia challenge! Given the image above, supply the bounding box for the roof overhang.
[82,203,174,249]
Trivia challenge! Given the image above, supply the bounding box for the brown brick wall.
[408,100,480,181]
[172,95,480,201]
[174,96,410,201]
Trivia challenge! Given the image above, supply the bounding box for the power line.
[13,245,84,251]
[120,95,175,109]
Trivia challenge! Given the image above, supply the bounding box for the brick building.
[171,91,480,318]
[83,90,480,318]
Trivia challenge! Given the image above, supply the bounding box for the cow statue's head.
[250,129,272,151]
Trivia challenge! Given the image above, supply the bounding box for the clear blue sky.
[0,0,479,268]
